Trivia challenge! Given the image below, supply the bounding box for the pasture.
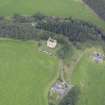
[0,39,58,105]
[71,48,105,105]
[0,0,105,29]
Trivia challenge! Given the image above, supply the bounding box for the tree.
[57,44,70,60]
[36,16,103,42]
[33,12,45,21]
[59,86,80,105]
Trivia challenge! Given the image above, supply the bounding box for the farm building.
[47,37,57,48]
[92,52,105,63]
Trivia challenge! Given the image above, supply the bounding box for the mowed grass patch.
[0,0,105,29]
[71,48,105,105]
[0,39,58,105]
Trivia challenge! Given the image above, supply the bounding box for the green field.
[0,0,105,29]
[0,39,58,105]
[71,48,105,105]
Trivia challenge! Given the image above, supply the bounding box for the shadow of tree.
[58,86,80,105]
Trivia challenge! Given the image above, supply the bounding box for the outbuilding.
[47,37,57,48]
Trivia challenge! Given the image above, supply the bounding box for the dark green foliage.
[57,44,70,59]
[49,103,56,105]
[36,17,103,42]
[0,21,55,41]
[0,15,104,45]
[0,16,4,21]
[38,41,42,47]
[102,43,105,54]
[32,12,45,21]
[72,42,81,49]
[59,86,80,105]
[83,0,105,21]
[13,14,34,23]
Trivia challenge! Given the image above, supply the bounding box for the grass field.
[0,0,105,29]
[0,39,58,105]
[71,48,105,105]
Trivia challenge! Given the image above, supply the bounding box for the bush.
[59,86,80,105]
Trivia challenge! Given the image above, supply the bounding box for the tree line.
[0,13,104,44]
[58,86,80,105]
[83,0,105,21]
[35,15,104,42]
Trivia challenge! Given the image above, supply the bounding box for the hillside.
[0,0,105,29]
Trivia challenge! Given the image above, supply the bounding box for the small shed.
[93,52,104,63]
[47,37,57,48]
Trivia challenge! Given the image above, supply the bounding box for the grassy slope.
[0,0,105,29]
[71,48,105,105]
[0,39,58,105]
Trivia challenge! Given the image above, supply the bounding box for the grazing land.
[0,0,105,29]
[0,39,58,105]
[71,48,105,105]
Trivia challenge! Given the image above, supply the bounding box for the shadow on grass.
[58,86,80,105]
